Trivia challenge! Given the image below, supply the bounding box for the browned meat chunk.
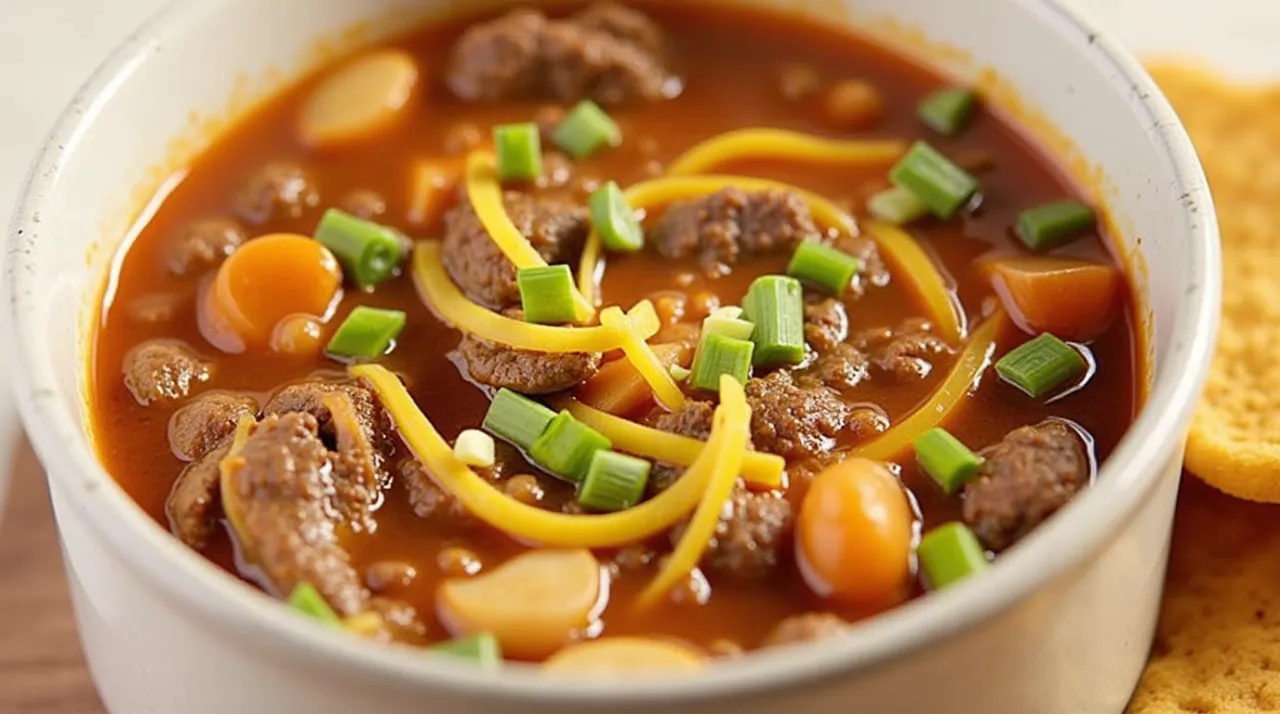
[165,439,232,551]
[263,379,395,464]
[123,339,211,406]
[232,161,319,225]
[442,191,588,309]
[763,613,849,647]
[167,217,246,275]
[963,421,1090,552]
[672,488,793,580]
[746,370,852,461]
[339,189,387,219]
[833,234,889,299]
[798,343,869,391]
[653,188,821,277]
[222,413,369,616]
[444,4,674,105]
[168,392,258,461]
[453,333,601,394]
[854,318,953,381]
[804,297,848,353]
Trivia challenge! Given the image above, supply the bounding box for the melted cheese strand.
[598,306,686,411]
[665,128,906,176]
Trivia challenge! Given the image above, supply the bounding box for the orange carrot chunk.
[988,257,1121,341]
[576,343,691,417]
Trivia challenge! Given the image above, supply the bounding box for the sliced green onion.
[517,264,577,324]
[431,632,502,668]
[578,450,651,512]
[288,582,340,625]
[326,306,406,361]
[482,388,557,451]
[453,429,496,468]
[669,364,691,382]
[702,313,755,342]
[889,141,980,219]
[493,123,543,181]
[689,332,754,391]
[914,427,983,494]
[1015,199,1097,251]
[786,241,860,296]
[995,333,1087,399]
[529,411,612,482]
[918,522,989,590]
[918,87,978,137]
[588,181,644,252]
[711,305,744,320]
[866,185,930,225]
[742,275,806,366]
[553,100,621,160]
[314,208,404,288]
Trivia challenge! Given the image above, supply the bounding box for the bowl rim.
[3,0,1219,704]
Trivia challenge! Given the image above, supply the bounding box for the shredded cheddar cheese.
[412,242,658,353]
[665,128,906,176]
[217,414,258,541]
[863,221,965,343]
[598,306,686,412]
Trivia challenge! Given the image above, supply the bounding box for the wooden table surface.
[0,439,106,714]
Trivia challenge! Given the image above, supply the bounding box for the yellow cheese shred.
[218,414,258,544]
[665,128,906,176]
[353,364,748,548]
[558,397,783,489]
[464,151,593,320]
[855,310,1005,461]
[598,305,686,412]
[636,375,749,609]
[412,241,658,353]
[863,221,965,343]
[578,174,860,306]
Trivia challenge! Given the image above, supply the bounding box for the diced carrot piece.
[988,257,1122,341]
[576,343,692,417]
[407,158,464,227]
[298,49,420,148]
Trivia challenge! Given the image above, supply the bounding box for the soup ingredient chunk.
[653,187,822,277]
[298,49,419,148]
[232,161,320,225]
[962,420,1089,551]
[123,339,211,406]
[543,637,705,677]
[762,612,849,648]
[988,257,1121,341]
[796,458,913,605]
[166,439,235,550]
[854,319,953,382]
[168,391,258,461]
[442,192,588,309]
[437,549,605,659]
[746,370,853,461]
[454,331,601,394]
[167,217,247,276]
[671,487,793,579]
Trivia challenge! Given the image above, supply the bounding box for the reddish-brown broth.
[90,2,1138,652]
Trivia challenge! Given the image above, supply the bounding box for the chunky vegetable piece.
[542,638,705,677]
[988,258,1121,341]
[917,87,977,137]
[530,411,613,482]
[589,182,645,252]
[915,427,983,493]
[996,333,1088,399]
[298,49,419,147]
[314,208,404,288]
[890,141,980,219]
[493,123,543,181]
[325,306,406,361]
[742,275,806,366]
[554,100,622,160]
[576,343,691,416]
[1015,199,1097,251]
[918,523,989,590]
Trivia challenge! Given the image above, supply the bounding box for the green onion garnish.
[889,141,980,220]
[866,186,930,225]
[995,333,1087,399]
[918,87,978,137]
[914,427,983,494]
[529,411,612,482]
[313,208,404,288]
[325,306,406,361]
[786,241,860,296]
[516,264,577,325]
[553,100,621,160]
[742,275,806,366]
[431,632,502,668]
[493,123,543,181]
[688,332,754,391]
[287,582,340,625]
[918,522,989,590]
[482,388,557,451]
[578,450,651,512]
[1015,199,1097,251]
[588,181,644,252]
[702,312,755,342]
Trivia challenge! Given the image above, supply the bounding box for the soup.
[89,1,1140,670]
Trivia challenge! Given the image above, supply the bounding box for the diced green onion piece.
[517,264,577,324]
[669,364,691,381]
[493,123,543,181]
[742,275,806,366]
[918,522,989,590]
[482,388,557,451]
[786,241,860,296]
[889,141,980,219]
[914,427,983,493]
[325,306,406,361]
[288,582,340,625]
[453,428,496,468]
[529,411,612,483]
[1015,199,1097,251]
[553,100,621,160]
[688,332,754,391]
[578,450,651,512]
[702,313,755,342]
[431,632,502,668]
[866,185,930,225]
[588,181,644,252]
[918,87,978,137]
[314,208,404,288]
[995,333,1087,399]
[711,305,744,320]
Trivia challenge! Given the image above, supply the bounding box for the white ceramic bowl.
[4,0,1219,712]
